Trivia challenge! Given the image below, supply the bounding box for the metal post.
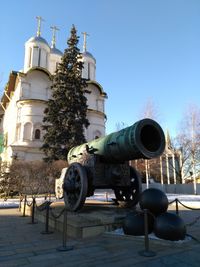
[192,163,197,195]
[22,195,27,217]
[160,156,163,185]
[57,208,73,251]
[175,198,179,215]
[145,160,149,189]
[172,154,177,184]
[28,197,37,224]
[179,151,184,184]
[41,202,53,234]
[166,154,170,184]
[19,195,23,212]
[191,115,197,195]
[139,209,156,257]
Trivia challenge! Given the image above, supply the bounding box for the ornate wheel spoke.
[63,163,88,211]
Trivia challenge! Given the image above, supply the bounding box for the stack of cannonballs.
[123,188,186,241]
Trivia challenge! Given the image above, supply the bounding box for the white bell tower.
[24,16,50,73]
[81,32,96,81]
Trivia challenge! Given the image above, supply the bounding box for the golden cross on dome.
[50,26,60,48]
[36,16,45,37]
[81,32,89,52]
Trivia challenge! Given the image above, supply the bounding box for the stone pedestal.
[21,200,131,239]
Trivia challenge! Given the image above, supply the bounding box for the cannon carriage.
[62,119,165,211]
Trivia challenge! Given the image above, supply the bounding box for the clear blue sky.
[0,0,200,136]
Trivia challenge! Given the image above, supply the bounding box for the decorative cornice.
[10,144,43,152]
[16,99,47,105]
[87,108,106,119]
[23,67,52,79]
[87,80,108,98]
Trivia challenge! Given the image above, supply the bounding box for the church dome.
[24,35,50,73]
[50,47,63,56]
[27,36,49,47]
[82,51,96,62]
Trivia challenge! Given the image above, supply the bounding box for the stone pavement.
[0,207,200,267]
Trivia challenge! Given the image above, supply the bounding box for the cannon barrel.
[68,118,165,164]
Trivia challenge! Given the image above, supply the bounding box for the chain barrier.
[168,198,200,211]
[138,200,200,253]
[56,207,74,252]
[177,199,200,211]
[36,201,73,251]
[35,201,50,212]
[48,204,73,251]
[20,196,73,250]
[186,214,200,227]
[50,206,65,219]
[168,198,179,214]
[168,199,177,205]
[168,197,200,228]
[26,199,33,207]
[40,201,53,234]
[20,194,200,252]
[175,199,200,227]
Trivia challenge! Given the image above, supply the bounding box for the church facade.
[0,21,107,163]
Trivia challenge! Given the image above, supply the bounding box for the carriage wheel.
[114,167,142,206]
[63,163,88,211]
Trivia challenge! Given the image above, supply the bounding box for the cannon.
[63,118,165,211]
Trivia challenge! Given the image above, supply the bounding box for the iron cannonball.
[123,210,154,236]
[154,212,186,241]
[139,188,168,216]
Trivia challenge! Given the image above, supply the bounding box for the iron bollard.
[139,209,156,257]
[175,198,179,215]
[57,208,73,251]
[41,202,53,234]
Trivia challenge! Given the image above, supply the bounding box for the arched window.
[23,122,32,140]
[34,129,41,140]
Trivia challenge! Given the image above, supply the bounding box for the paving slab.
[0,204,200,266]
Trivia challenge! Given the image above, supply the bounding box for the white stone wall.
[49,53,62,74]
[86,84,105,113]
[21,71,51,101]
[16,100,46,143]
[2,84,20,147]
[1,81,20,161]
[82,54,96,81]
[86,111,105,141]
[84,82,106,141]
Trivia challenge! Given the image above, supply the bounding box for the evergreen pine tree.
[42,25,89,162]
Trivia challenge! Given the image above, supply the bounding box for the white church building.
[0,19,107,163]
